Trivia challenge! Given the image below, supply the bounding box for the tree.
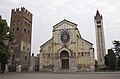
[108,49,116,71]
[0,16,14,73]
[113,40,120,56]
[113,40,120,68]
[104,54,109,67]
[117,56,120,68]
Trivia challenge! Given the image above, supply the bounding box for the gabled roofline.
[40,38,53,48]
[81,38,93,45]
[53,19,77,28]
[77,35,93,45]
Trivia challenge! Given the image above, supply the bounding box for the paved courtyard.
[0,72,120,79]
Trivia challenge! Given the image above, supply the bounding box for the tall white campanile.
[94,10,106,68]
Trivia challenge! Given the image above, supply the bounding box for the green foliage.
[108,49,116,70]
[0,17,14,64]
[0,19,8,42]
[113,40,120,56]
[113,40,120,68]
[104,54,109,67]
[117,56,120,68]
[104,40,120,70]
[0,42,10,64]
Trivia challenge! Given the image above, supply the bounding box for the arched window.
[17,20,20,24]
[28,24,30,27]
[23,46,25,50]
[60,51,69,58]
[25,56,27,60]
[10,45,13,50]
[25,22,27,25]
[81,52,84,56]
[13,21,15,25]
[24,29,26,32]
[17,28,19,31]
[12,28,14,31]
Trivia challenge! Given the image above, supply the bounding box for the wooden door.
[62,59,69,69]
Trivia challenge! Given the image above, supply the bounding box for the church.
[39,19,95,72]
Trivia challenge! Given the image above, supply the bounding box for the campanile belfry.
[94,10,106,68]
[9,7,32,71]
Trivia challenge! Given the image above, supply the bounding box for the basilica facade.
[39,19,95,72]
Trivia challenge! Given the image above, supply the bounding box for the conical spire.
[94,10,102,20]
[96,10,100,17]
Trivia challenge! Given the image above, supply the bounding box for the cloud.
[0,0,120,58]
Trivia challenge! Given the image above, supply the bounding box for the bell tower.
[94,10,106,68]
[9,7,32,71]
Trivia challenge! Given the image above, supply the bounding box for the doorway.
[60,51,69,69]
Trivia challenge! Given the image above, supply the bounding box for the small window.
[25,22,27,25]
[23,47,25,50]
[28,24,30,27]
[88,52,90,56]
[17,28,19,31]
[48,54,50,57]
[10,45,13,50]
[13,21,15,25]
[97,25,101,27]
[28,31,29,33]
[81,53,83,56]
[12,28,14,31]
[71,53,73,56]
[25,56,27,60]
[43,54,45,58]
[27,48,29,51]
[24,29,26,32]
[46,54,47,57]
[97,21,101,24]
[74,53,76,56]
[17,20,20,24]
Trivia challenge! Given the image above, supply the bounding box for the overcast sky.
[0,0,120,58]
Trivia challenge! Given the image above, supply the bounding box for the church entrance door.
[62,59,69,69]
[60,50,69,69]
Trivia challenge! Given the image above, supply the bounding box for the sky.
[0,0,120,58]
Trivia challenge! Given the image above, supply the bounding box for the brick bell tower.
[94,10,106,69]
[9,7,32,71]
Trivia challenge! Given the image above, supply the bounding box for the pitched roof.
[81,38,93,45]
[53,19,77,28]
[40,38,53,48]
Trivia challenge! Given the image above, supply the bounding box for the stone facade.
[29,53,39,71]
[9,7,32,71]
[94,10,106,68]
[39,19,95,72]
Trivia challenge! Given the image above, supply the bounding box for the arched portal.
[60,50,69,69]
